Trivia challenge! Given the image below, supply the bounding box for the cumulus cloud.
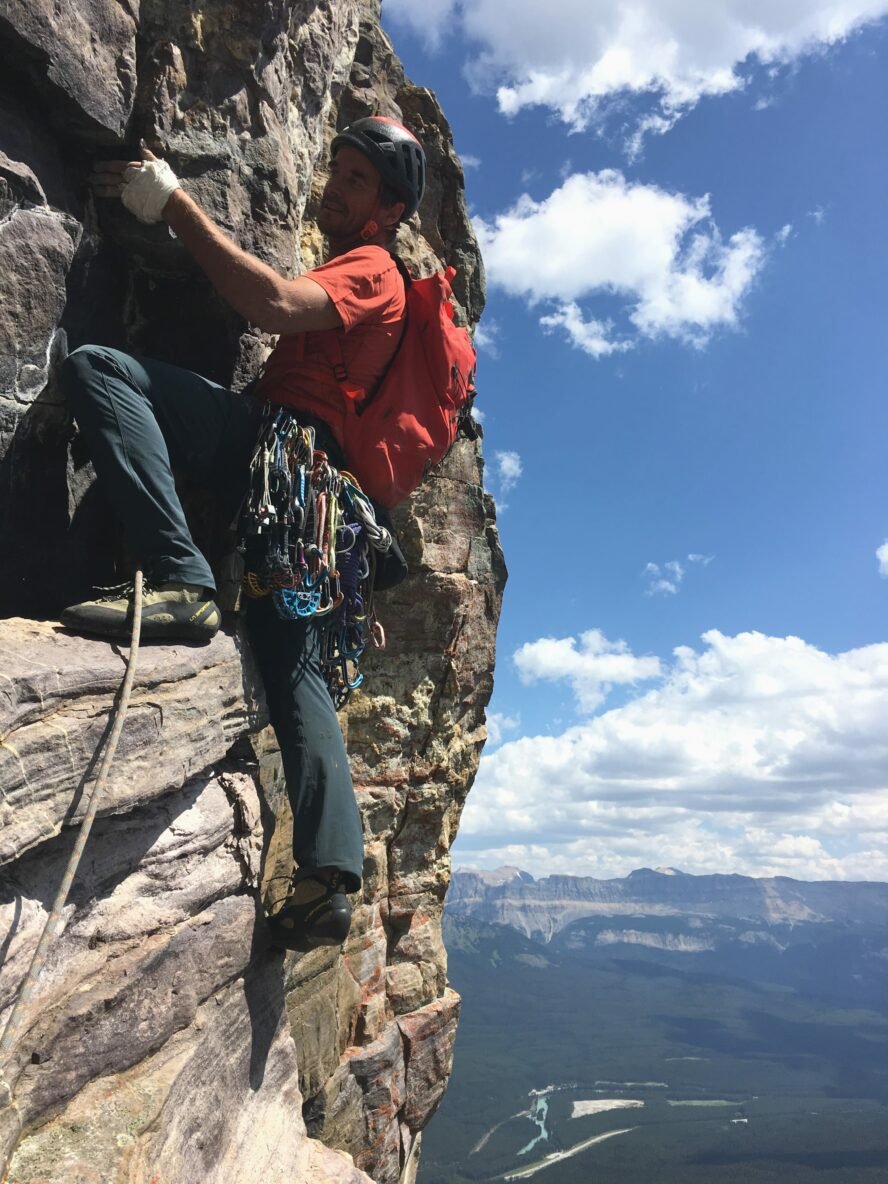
[474,171,766,354]
[644,553,713,596]
[459,629,888,880]
[514,629,662,712]
[386,0,888,136]
[460,153,482,170]
[877,540,888,577]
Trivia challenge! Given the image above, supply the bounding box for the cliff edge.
[0,1,505,1180]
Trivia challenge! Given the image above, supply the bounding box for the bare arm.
[91,152,340,335]
[161,189,340,335]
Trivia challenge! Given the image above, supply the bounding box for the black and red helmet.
[331,116,427,220]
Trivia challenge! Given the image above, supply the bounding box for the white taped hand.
[121,159,181,224]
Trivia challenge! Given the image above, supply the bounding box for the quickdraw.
[238,407,391,708]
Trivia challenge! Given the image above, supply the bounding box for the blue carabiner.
[340,655,364,692]
[302,562,328,592]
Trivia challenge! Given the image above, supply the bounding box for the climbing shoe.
[60,581,220,642]
[266,872,352,952]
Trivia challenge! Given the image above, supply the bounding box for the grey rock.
[0,209,79,403]
[0,620,260,866]
[0,0,139,137]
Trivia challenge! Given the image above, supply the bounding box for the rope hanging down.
[0,572,144,1095]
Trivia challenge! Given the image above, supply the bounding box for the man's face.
[318,146,383,240]
[318,145,404,241]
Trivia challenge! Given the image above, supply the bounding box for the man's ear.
[381,200,406,231]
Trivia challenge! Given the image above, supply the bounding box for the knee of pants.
[61,345,121,408]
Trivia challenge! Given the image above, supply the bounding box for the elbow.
[256,278,339,335]
[255,285,296,335]
[256,307,289,336]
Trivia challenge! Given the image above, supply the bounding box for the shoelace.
[92,579,167,602]
[92,581,138,602]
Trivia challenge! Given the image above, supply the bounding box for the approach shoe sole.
[266,892,352,952]
[60,598,221,642]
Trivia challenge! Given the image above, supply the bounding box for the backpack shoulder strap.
[392,254,414,291]
[336,255,411,411]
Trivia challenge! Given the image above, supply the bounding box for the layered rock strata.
[0,1,504,1180]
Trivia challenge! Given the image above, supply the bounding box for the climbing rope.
[0,571,144,1097]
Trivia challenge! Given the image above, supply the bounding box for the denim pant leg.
[62,345,261,590]
[246,596,364,892]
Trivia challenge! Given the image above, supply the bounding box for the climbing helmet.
[331,116,426,219]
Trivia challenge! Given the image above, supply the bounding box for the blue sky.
[382,2,888,881]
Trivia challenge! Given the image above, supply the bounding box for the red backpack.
[340,261,477,508]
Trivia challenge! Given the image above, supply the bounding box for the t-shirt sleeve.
[307,246,402,332]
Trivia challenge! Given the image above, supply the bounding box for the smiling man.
[59,116,426,952]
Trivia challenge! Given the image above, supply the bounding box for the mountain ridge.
[447,866,888,941]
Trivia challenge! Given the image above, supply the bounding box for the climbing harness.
[0,572,144,1106]
[238,408,389,708]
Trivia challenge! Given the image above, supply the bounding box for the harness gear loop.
[238,407,390,707]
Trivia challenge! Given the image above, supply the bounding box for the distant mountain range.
[447,866,888,944]
[423,867,888,1183]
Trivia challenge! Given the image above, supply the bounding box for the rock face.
[0,2,505,1181]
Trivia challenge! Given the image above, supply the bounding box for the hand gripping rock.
[122,159,181,224]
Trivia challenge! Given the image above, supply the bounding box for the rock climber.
[59,117,427,952]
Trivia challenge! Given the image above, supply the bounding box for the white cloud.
[473,318,500,357]
[644,553,713,596]
[384,0,458,51]
[644,559,684,596]
[514,629,662,712]
[460,153,482,170]
[486,711,521,747]
[624,111,682,161]
[876,540,888,577]
[776,223,793,245]
[387,0,888,135]
[540,304,629,359]
[475,171,766,354]
[460,629,888,880]
[492,449,523,493]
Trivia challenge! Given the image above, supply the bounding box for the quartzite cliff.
[0,1,506,1180]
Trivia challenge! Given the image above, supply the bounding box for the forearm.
[162,189,287,330]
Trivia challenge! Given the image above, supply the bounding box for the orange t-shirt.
[255,245,405,449]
